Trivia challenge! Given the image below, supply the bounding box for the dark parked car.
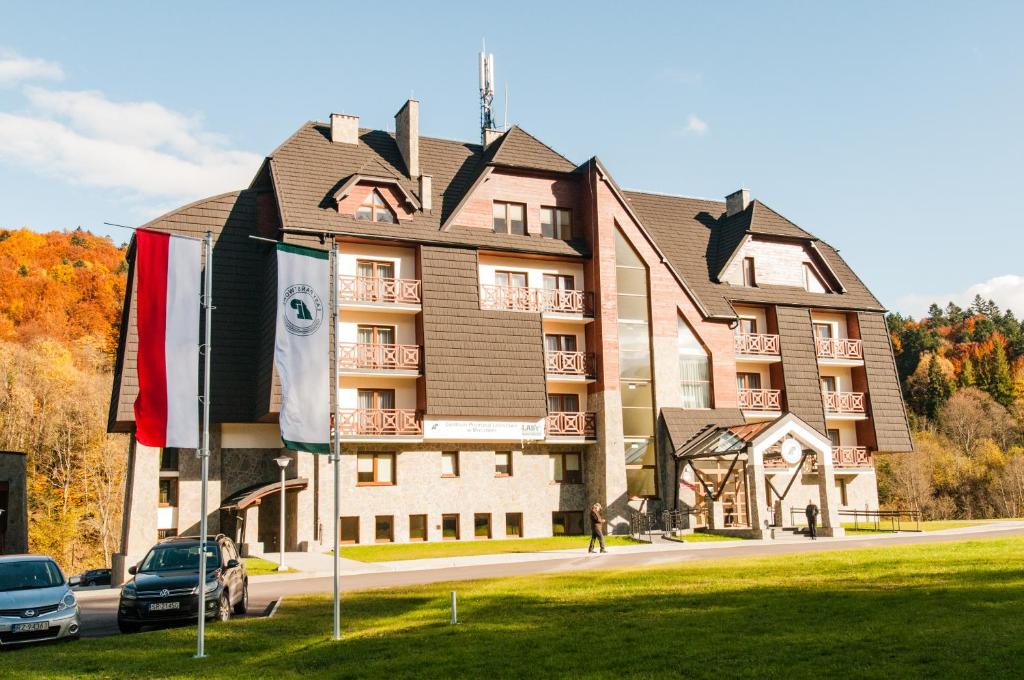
[117,534,247,633]
[0,555,80,647]
[74,568,112,587]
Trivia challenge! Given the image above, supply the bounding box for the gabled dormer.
[333,174,419,222]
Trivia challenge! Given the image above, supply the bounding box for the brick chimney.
[330,113,359,144]
[725,188,750,217]
[395,99,420,178]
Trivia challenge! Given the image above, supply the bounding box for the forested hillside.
[0,228,128,570]
[883,298,1024,518]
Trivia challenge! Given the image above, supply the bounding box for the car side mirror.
[226,559,240,569]
[128,565,138,575]
[69,576,81,586]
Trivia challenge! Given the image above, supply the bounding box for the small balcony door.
[357,260,396,302]
[358,388,395,411]
[737,318,758,335]
[543,273,575,291]
[820,376,837,394]
[813,323,834,340]
[545,334,578,353]
[548,393,580,413]
[737,372,762,391]
[357,325,395,346]
[495,270,527,288]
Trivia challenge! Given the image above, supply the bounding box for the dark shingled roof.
[623,191,885,318]
[108,190,264,432]
[858,312,914,452]
[267,122,587,258]
[775,306,827,435]
[419,246,548,418]
[660,408,746,452]
[487,126,577,173]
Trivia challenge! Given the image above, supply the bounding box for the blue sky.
[1,2,1021,316]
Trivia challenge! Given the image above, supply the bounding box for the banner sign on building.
[274,243,330,453]
[423,418,545,442]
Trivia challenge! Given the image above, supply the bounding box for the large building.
[107,98,911,581]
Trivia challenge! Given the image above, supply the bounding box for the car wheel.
[233,582,248,615]
[117,619,140,634]
[216,592,232,622]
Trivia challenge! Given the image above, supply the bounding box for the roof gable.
[487,126,576,173]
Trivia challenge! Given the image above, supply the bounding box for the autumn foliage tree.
[0,228,128,571]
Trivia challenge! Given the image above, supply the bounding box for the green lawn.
[242,557,294,575]
[336,535,645,562]
[9,537,1024,678]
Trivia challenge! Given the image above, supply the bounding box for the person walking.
[589,503,607,554]
[805,500,820,540]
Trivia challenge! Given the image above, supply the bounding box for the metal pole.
[196,230,213,659]
[331,240,342,641]
[450,591,458,625]
[279,464,286,569]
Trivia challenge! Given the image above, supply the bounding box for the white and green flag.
[274,242,330,453]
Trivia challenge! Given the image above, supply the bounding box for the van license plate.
[13,622,50,632]
[149,602,180,611]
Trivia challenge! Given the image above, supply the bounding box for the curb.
[266,597,283,618]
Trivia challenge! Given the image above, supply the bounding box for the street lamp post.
[274,455,291,571]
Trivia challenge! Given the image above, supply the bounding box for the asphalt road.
[76,524,1024,639]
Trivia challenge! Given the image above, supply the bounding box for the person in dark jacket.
[805,500,820,540]
[589,503,607,553]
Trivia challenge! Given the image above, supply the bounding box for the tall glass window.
[678,316,711,409]
[615,229,657,498]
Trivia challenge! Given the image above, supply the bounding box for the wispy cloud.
[894,274,1024,318]
[0,53,261,206]
[656,67,703,86]
[0,49,64,87]
[683,114,709,136]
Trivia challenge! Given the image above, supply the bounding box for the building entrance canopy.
[220,477,309,511]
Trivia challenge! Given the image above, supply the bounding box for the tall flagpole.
[196,230,213,659]
[331,238,342,641]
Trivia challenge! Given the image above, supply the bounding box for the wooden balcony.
[479,285,594,316]
[337,409,422,436]
[823,391,866,414]
[338,275,421,305]
[816,337,863,360]
[738,388,782,411]
[545,351,596,378]
[735,333,780,356]
[831,446,872,468]
[546,412,597,439]
[338,343,421,372]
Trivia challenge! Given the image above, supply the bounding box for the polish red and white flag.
[133,229,201,448]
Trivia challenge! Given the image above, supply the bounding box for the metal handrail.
[787,508,922,532]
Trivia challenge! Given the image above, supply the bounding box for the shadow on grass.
[7,539,1024,679]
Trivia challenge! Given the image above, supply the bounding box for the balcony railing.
[831,446,872,467]
[546,412,597,439]
[735,333,780,356]
[338,343,421,371]
[738,388,782,411]
[337,409,422,436]
[823,391,866,414]
[816,337,863,360]
[479,285,594,316]
[338,275,421,305]
[545,351,596,378]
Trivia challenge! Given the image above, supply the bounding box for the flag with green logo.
[274,243,330,453]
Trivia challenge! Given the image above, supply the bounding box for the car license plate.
[13,621,50,632]
[149,602,180,611]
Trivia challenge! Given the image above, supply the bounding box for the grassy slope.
[8,537,1024,678]
[336,535,646,562]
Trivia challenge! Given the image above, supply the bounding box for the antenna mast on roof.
[479,42,497,142]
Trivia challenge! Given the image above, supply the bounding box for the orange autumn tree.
[0,228,129,571]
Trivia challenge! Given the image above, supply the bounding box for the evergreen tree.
[927,303,945,327]
[959,355,976,388]
[986,338,1016,407]
[945,302,966,325]
[924,354,954,419]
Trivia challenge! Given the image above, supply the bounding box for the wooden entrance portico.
[671,414,845,539]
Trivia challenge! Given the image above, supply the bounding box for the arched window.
[355,189,397,224]
[678,316,711,408]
